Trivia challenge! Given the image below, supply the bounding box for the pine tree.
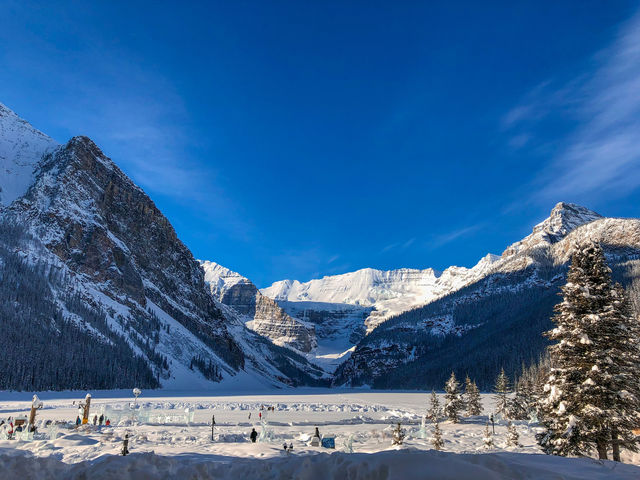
[494,368,511,418]
[536,242,639,459]
[431,417,444,450]
[509,378,534,420]
[392,422,406,445]
[427,390,441,423]
[444,372,464,423]
[605,283,640,461]
[506,421,520,447]
[483,422,494,449]
[465,377,483,416]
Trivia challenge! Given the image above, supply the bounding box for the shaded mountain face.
[0,103,325,390]
[333,204,640,390]
[201,261,316,353]
[4,134,244,386]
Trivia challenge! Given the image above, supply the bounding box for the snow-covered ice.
[0,391,638,479]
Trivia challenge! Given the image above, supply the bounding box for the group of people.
[74,414,110,427]
[1,417,39,439]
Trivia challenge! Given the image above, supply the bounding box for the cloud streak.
[503,10,640,204]
[427,224,483,249]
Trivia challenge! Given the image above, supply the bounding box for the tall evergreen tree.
[444,372,464,423]
[494,368,511,417]
[605,283,640,461]
[509,378,534,420]
[537,242,640,460]
[465,376,483,416]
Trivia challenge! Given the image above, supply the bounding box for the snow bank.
[2,449,637,480]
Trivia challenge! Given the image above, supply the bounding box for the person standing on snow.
[99,414,104,425]
[121,433,130,456]
[75,416,81,428]
[7,418,14,440]
[250,428,257,443]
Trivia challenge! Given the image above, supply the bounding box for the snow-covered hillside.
[0,103,325,391]
[0,103,58,206]
[262,203,602,336]
[262,257,501,333]
[335,205,640,389]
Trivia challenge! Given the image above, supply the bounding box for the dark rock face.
[10,136,244,371]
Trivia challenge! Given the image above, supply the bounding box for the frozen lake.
[0,390,638,479]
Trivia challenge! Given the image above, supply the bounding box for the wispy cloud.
[379,237,416,254]
[427,224,483,249]
[502,10,640,204]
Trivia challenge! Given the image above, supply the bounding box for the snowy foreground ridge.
[1,392,638,479]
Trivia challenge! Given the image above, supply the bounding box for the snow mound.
[53,434,100,447]
[1,449,637,480]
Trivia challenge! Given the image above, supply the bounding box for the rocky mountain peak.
[502,202,602,257]
[533,202,602,237]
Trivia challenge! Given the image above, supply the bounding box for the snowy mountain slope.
[201,260,316,353]
[261,203,602,351]
[334,204,640,390]
[0,103,58,206]
[0,104,324,391]
[3,134,244,385]
[262,257,504,333]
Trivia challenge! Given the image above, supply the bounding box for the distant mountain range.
[1,101,638,391]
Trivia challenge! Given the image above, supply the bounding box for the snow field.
[0,392,638,479]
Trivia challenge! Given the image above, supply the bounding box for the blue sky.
[2,1,640,287]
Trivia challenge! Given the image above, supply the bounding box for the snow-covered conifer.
[506,421,520,447]
[483,422,494,449]
[444,372,464,423]
[494,368,511,418]
[392,422,406,445]
[427,390,441,423]
[509,378,534,420]
[465,376,482,416]
[431,418,444,451]
[536,241,640,459]
[604,283,640,461]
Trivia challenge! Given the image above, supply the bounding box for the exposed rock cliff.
[201,261,316,353]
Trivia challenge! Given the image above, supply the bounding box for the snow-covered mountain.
[259,202,640,387]
[200,260,316,353]
[0,103,58,206]
[334,203,640,389]
[0,103,325,391]
[262,256,502,333]
[2,102,639,393]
